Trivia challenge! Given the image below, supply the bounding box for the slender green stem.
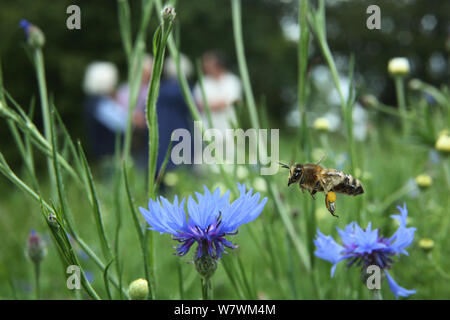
[298,0,311,160]
[231,0,259,132]
[119,0,154,161]
[33,262,40,300]
[394,76,408,136]
[439,160,450,241]
[123,163,153,298]
[201,278,212,300]
[268,184,311,272]
[34,49,56,190]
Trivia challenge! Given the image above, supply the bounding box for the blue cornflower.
[314,203,417,299]
[139,184,267,260]
[19,19,31,37]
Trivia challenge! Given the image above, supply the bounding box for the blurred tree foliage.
[0,0,448,167]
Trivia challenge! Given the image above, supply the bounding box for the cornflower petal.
[314,230,344,277]
[391,202,408,227]
[385,271,416,299]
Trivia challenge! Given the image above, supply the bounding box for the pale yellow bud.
[418,238,434,252]
[163,172,178,187]
[388,57,410,76]
[435,132,450,153]
[313,117,330,131]
[128,278,149,300]
[415,174,432,188]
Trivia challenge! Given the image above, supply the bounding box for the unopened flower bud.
[195,254,217,280]
[47,213,59,230]
[408,79,422,90]
[415,174,432,189]
[236,165,249,180]
[163,172,178,187]
[361,95,378,108]
[313,117,330,131]
[128,278,149,300]
[418,238,434,253]
[435,131,450,153]
[161,5,176,23]
[253,177,267,193]
[388,57,410,76]
[26,230,46,264]
[19,19,45,49]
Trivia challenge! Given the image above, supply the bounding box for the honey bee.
[280,156,364,218]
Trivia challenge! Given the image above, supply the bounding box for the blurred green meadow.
[0,0,449,300]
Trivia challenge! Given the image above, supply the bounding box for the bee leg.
[299,185,305,193]
[325,191,338,218]
[310,181,321,199]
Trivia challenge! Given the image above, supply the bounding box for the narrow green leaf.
[77,141,112,261]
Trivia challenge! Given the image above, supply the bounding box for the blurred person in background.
[83,61,126,160]
[156,54,194,172]
[193,51,242,131]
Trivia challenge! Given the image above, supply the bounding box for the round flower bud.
[236,165,249,180]
[128,278,149,300]
[313,117,330,131]
[19,20,45,49]
[253,177,267,193]
[161,5,176,23]
[163,172,178,187]
[195,255,217,280]
[26,230,47,264]
[415,174,432,188]
[408,78,422,91]
[388,57,410,76]
[418,238,434,252]
[361,94,378,108]
[435,132,450,153]
[314,207,328,221]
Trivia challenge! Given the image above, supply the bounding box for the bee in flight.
[280,156,364,218]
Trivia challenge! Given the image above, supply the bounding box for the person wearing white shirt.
[193,51,242,132]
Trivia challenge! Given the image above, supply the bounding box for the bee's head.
[279,162,303,187]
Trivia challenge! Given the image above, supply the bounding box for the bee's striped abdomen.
[332,174,364,196]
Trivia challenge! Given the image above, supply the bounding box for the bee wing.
[319,170,346,192]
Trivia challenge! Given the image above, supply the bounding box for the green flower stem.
[144,10,175,299]
[298,0,312,160]
[119,0,154,161]
[123,163,153,299]
[33,49,56,191]
[394,75,409,136]
[231,0,259,132]
[146,18,174,198]
[439,160,450,241]
[33,262,40,300]
[269,184,311,272]
[310,0,357,174]
[201,278,212,300]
